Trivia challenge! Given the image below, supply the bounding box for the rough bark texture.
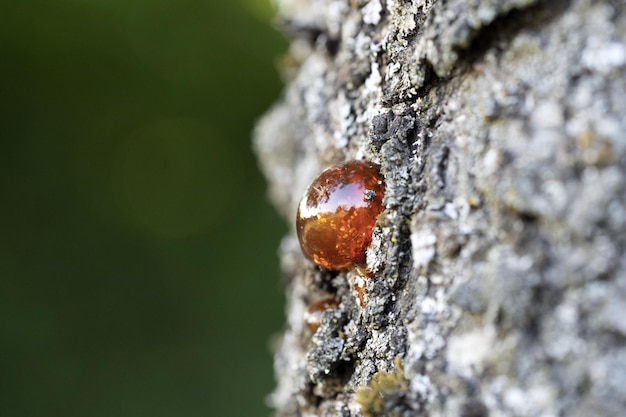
[254,0,626,416]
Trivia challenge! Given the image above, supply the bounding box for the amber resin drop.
[296,160,385,270]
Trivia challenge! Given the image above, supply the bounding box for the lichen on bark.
[254,0,626,416]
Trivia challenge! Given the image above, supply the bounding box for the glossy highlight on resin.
[296,160,385,270]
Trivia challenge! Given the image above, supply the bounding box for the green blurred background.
[0,1,288,416]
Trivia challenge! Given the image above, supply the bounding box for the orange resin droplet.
[296,160,385,270]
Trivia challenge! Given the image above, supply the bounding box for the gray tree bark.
[254,0,626,416]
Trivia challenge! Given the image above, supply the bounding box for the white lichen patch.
[362,0,383,25]
[328,91,353,148]
[582,39,626,75]
[410,227,437,270]
[447,326,496,377]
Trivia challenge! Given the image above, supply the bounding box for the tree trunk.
[254,0,626,416]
